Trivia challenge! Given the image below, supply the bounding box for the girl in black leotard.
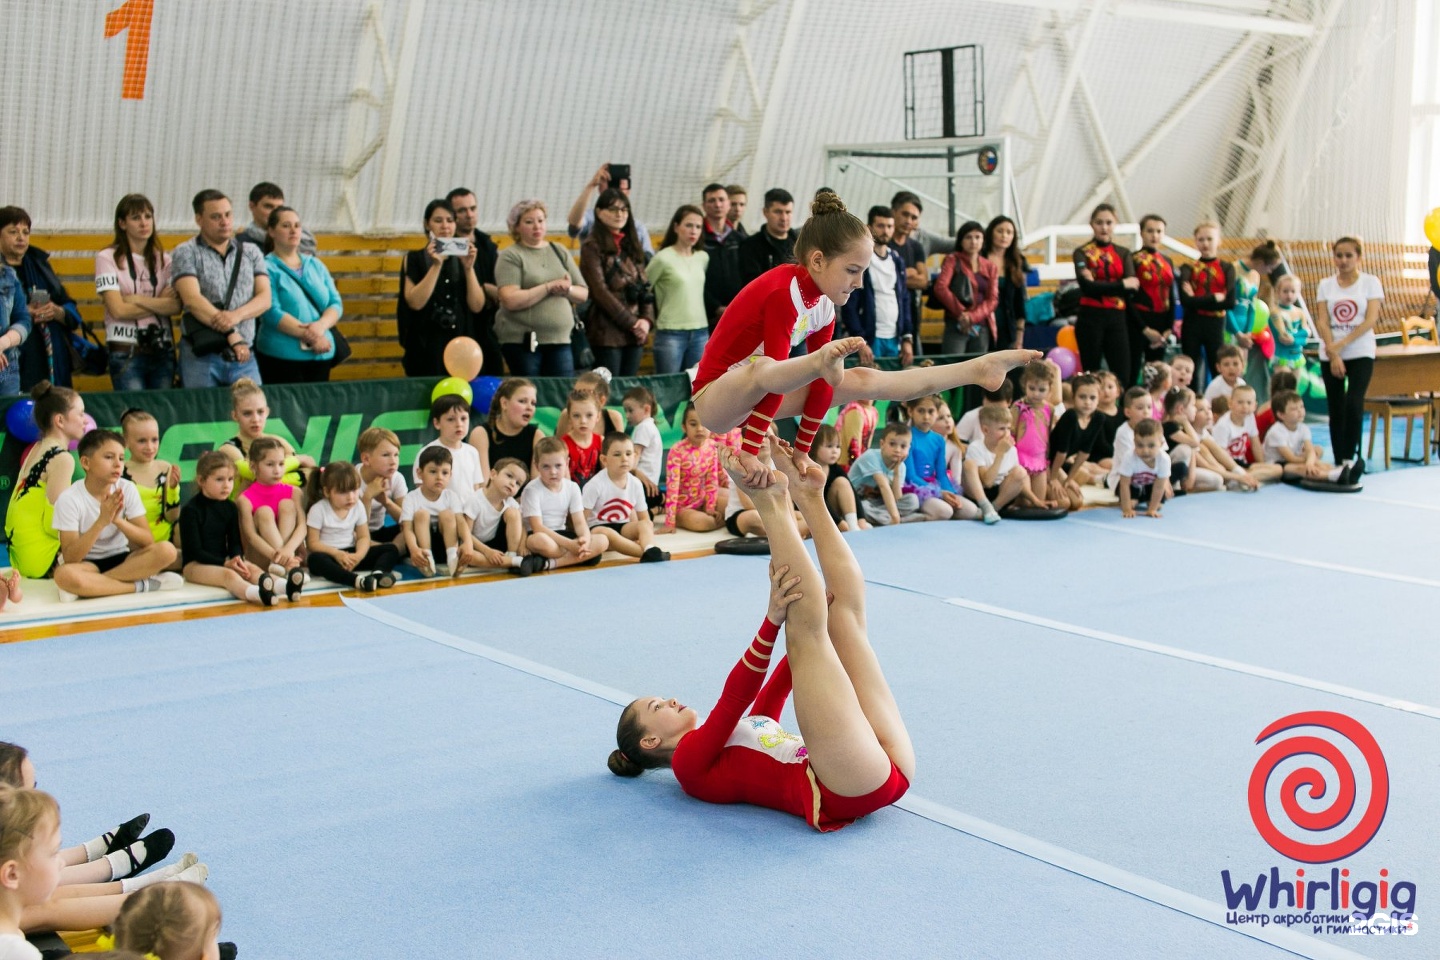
[469,377,545,472]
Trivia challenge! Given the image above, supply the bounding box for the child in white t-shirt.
[1202,344,1246,402]
[460,457,544,575]
[1263,391,1356,484]
[414,394,485,495]
[50,430,181,602]
[961,404,1038,523]
[305,461,402,591]
[401,446,468,577]
[1210,384,1283,484]
[954,381,1012,452]
[1118,419,1173,518]
[357,427,406,543]
[583,434,670,563]
[520,437,618,571]
[622,386,665,517]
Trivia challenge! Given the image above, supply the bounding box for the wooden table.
[1366,344,1440,398]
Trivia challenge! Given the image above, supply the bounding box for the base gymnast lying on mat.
[690,191,1038,486]
[609,439,912,831]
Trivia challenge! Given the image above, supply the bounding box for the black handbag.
[926,255,974,312]
[286,261,351,367]
[533,243,592,370]
[182,245,244,356]
[67,320,109,376]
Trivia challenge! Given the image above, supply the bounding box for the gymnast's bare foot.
[818,337,866,387]
[772,439,827,496]
[968,348,1043,391]
[3,569,20,606]
[721,445,786,499]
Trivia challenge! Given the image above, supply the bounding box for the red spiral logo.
[1332,299,1359,323]
[1248,711,1388,863]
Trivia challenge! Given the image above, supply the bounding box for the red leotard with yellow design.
[691,264,836,454]
[670,617,909,832]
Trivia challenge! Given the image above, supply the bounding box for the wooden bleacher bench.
[32,233,1433,392]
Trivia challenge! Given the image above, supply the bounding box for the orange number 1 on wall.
[104,0,154,100]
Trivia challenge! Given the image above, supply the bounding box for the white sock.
[120,853,197,893]
[843,512,858,530]
[545,558,557,571]
[446,547,459,571]
[102,846,131,880]
[244,585,260,602]
[82,835,109,862]
[507,553,521,568]
[1327,465,1343,481]
[168,861,208,885]
[423,549,435,571]
[133,578,161,594]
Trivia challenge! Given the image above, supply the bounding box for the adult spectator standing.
[1314,236,1382,473]
[735,188,797,288]
[0,258,30,397]
[842,206,913,366]
[890,191,950,354]
[566,164,654,256]
[95,194,180,391]
[579,189,653,377]
[701,182,744,329]
[935,221,999,355]
[1071,203,1137,377]
[982,215,1028,353]
[495,199,588,378]
[0,206,83,390]
[447,187,504,377]
[257,206,342,383]
[725,185,749,237]
[397,199,485,377]
[644,205,709,374]
[173,190,271,388]
[239,182,317,257]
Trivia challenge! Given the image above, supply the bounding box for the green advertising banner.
[0,357,965,541]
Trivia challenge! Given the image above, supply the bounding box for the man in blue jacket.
[842,205,913,367]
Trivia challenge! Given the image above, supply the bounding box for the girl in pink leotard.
[1011,360,1060,507]
[237,437,307,579]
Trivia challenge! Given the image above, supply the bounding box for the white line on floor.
[938,595,1440,720]
[1351,494,1440,513]
[340,595,1369,960]
[1068,518,1440,588]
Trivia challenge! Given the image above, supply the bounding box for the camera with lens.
[432,302,460,331]
[622,280,656,308]
[135,322,173,356]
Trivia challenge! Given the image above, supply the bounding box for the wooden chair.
[1401,315,1438,345]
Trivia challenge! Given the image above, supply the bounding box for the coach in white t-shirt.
[1314,236,1383,470]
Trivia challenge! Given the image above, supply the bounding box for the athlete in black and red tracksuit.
[1072,205,1136,380]
[1179,257,1236,380]
[1129,215,1177,389]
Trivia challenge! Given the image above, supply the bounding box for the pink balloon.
[1046,346,1079,379]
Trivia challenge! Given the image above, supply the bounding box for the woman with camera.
[579,189,653,377]
[257,206,344,383]
[495,199,588,378]
[94,194,181,391]
[398,198,485,377]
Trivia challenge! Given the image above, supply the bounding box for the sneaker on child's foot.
[518,554,547,576]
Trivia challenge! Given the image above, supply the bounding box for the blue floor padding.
[6,464,1436,958]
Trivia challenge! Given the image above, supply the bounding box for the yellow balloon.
[1426,207,1440,251]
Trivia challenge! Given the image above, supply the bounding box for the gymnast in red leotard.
[609,438,912,831]
[692,192,1039,488]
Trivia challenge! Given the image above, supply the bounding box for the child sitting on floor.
[219,378,312,497]
[415,394,485,496]
[1263,390,1357,484]
[0,785,63,958]
[905,395,979,520]
[111,882,223,960]
[236,437,307,582]
[561,389,605,486]
[1210,384,1283,484]
[1169,353,1196,396]
[1091,370,1123,471]
[51,430,181,602]
[954,381,1011,450]
[660,404,726,534]
[1106,387,1156,497]
[119,409,180,553]
[836,394,879,468]
[556,369,625,437]
[812,424,866,531]
[1048,372,1106,510]
[933,400,966,490]
[583,433,670,563]
[622,386,665,517]
[1143,361,1171,420]
[180,452,286,606]
[521,437,616,570]
[356,427,405,544]
[401,445,467,577]
[1117,419,1173,519]
[1161,388,1222,494]
[1254,368,1299,441]
[962,405,1038,523]
[1203,344,1246,403]
[849,423,920,526]
[305,462,401,591]
[460,457,543,576]
[470,377,544,473]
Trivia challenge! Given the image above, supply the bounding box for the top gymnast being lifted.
[690,191,1040,486]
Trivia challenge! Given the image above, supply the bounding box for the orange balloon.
[443,336,484,380]
[1056,325,1078,353]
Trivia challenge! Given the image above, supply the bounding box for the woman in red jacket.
[935,220,999,355]
[608,439,913,831]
